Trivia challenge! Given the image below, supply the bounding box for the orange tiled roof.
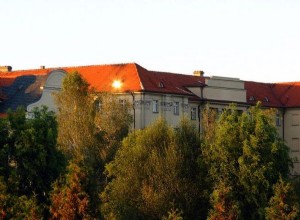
[0,63,205,95]
[1,63,300,110]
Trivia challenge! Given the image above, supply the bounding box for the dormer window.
[158,82,164,88]
[264,97,269,102]
[249,96,255,101]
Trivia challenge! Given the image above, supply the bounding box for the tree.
[50,162,90,220]
[201,104,292,219]
[101,118,206,219]
[265,177,299,220]
[94,92,133,162]
[0,106,65,218]
[208,181,241,220]
[55,71,132,165]
[55,71,96,161]
[54,71,133,218]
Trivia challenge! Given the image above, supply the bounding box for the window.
[264,97,269,102]
[153,100,159,113]
[191,107,197,120]
[95,100,102,111]
[237,110,243,115]
[292,114,299,126]
[291,138,299,152]
[174,102,179,115]
[158,82,164,88]
[119,99,126,108]
[276,113,281,126]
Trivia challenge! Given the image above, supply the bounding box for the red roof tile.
[62,63,143,92]
[245,81,282,107]
[273,82,300,107]
[1,63,300,110]
[136,64,205,95]
[1,63,205,96]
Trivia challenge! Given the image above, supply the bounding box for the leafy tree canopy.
[202,104,293,219]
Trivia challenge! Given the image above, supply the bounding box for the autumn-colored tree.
[208,181,241,220]
[54,72,133,218]
[50,162,90,220]
[265,177,299,220]
[55,71,96,161]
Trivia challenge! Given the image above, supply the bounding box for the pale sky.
[1,0,299,83]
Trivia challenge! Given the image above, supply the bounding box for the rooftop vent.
[0,66,12,72]
[193,70,204,77]
[40,65,45,69]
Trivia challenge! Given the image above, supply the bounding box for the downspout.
[198,86,204,133]
[282,107,285,141]
[130,92,136,131]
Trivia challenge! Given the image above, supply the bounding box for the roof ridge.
[1,62,138,73]
[134,63,147,91]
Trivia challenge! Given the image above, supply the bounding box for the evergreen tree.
[50,162,91,220]
[202,104,292,219]
[265,177,299,220]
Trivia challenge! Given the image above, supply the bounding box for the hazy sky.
[1,0,299,82]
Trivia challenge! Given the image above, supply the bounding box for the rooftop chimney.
[193,70,204,77]
[40,65,45,69]
[0,66,12,72]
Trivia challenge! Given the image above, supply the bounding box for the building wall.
[25,69,300,175]
[130,93,191,129]
[203,77,246,103]
[284,108,300,175]
[27,70,66,114]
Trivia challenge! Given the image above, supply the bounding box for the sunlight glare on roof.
[112,80,122,89]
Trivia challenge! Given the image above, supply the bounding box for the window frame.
[292,114,299,126]
[152,100,159,113]
[191,107,197,120]
[173,102,179,115]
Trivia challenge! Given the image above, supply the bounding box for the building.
[1,63,300,174]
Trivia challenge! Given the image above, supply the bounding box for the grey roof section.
[0,75,47,113]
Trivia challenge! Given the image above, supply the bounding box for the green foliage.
[265,177,299,220]
[50,162,91,220]
[162,208,183,220]
[202,104,292,219]
[94,92,133,162]
[0,106,65,215]
[0,106,64,218]
[101,118,205,220]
